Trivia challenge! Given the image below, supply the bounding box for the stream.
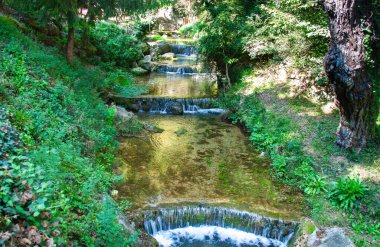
[117,41,305,246]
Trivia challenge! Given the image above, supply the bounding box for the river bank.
[222,63,380,246]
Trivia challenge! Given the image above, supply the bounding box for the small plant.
[304,176,328,195]
[119,200,132,211]
[330,177,368,210]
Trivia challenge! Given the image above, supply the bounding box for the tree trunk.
[323,0,376,150]
[225,63,232,89]
[66,9,76,64]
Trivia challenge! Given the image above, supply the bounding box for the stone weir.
[112,96,225,115]
[156,64,201,75]
[144,206,299,246]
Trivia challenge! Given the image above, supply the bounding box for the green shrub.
[151,35,166,41]
[179,22,202,38]
[89,21,143,68]
[330,177,368,210]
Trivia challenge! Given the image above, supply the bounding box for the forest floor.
[230,62,380,246]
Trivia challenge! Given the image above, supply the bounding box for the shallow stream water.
[117,43,305,246]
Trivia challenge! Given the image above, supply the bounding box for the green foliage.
[119,200,133,211]
[90,21,143,68]
[196,0,329,89]
[118,118,144,136]
[0,16,139,245]
[151,34,166,41]
[197,0,249,74]
[96,196,139,247]
[304,175,328,195]
[179,22,202,38]
[330,177,368,210]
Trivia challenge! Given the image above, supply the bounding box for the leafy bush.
[330,177,368,210]
[179,22,202,38]
[90,21,143,68]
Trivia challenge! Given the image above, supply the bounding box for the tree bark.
[66,9,76,64]
[323,0,376,150]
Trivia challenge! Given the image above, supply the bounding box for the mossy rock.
[143,123,164,133]
[130,67,149,76]
[175,128,188,136]
[304,221,317,235]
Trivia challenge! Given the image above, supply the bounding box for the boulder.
[138,55,152,71]
[161,52,176,60]
[115,106,135,121]
[307,228,354,247]
[165,102,183,115]
[140,42,151,55]
[130,67,149,76]
[155,41,171,55]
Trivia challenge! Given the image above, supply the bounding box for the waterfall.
[144,206,298,246]
[157,65,200,75]
[170,44,197,56]
[117,97,225,115]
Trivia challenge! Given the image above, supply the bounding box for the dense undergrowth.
[195,0,329,95]
[221,83,380,246]
[0,15,141,246]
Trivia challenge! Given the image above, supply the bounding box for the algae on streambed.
[117,114,306,220]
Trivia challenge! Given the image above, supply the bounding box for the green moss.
[175,128,188,136]
[304,222,317,235]
[151,35,166,41]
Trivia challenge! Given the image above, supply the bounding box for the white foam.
[153,226,286,247]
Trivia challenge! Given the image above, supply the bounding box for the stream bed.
[116,42,305,246]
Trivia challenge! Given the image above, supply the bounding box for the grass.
[222,70,380,246]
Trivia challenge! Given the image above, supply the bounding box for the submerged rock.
[143,122,164,133]
[175,128,188,136]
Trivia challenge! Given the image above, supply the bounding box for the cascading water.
[115,97,225,115]
[144,206,298,247]
[118,36,304,247]
[157,65,201,75]
[170,44,198,56]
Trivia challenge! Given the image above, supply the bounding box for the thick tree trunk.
[323,0,375,150]
[66,10,76,64]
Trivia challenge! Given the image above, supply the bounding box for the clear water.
[118,40,305,246]
[118,115,304,220]
[136,73,217,98]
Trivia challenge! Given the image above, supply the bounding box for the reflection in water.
[118,115,305,220]
[136,73,217,98]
